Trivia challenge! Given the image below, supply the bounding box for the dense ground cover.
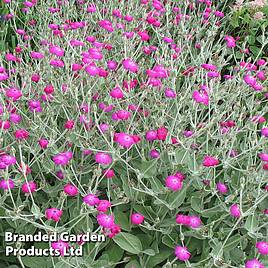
[0,0,268,267]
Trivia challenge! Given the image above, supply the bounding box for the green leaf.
[134,160,158,178]
[147,247,173,268]
[162,233,178,248]
[112,232,143,254]
[114,210,130,231]
[244,214,258,233]
[224,234,242,251]
[105,243,124,263]
[229,248,245,265]
[191,196,203,212]
[22,257,51,268]
[143,249,155,256]
[150,177,165,192]
[55,262,72,268]
[167,186,187,209]
[133,205,156,221]
[125,260,141,268]
[201,205,224,218]
[31,203,41,218]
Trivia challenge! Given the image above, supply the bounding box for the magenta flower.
[114,132,135,148]
[188,216,202,228]
[176,214,190,225]
[14,129,29,140]
[95,152,112,166]
[6,87,22,101]
[216,182,228,194]
[230,204,241,218]
[131,213,145,225]
[192,90,209,106]
[83,194,100,206]
[202,156,219,167]
[224,36,236,48]
[49,45,64,57]
[259,153,268,162]
[96,200,111,212]
[0,179,15,190]
[51,240,69,256]
[45,208,63,222]
[122,59,139,73]
[21,181,37,193]
[245,259,265,268]
[256,241,268,255]
[149,149,160,158]
[97,214,115,228]
[63,183,78,196]
[52,152,73,166]
[165,175,183,191]
[175,246,191,261]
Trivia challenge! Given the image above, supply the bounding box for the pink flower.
[261,127,268,137]
[149,149,160,158]
[45,208,63,222]
[14,129,29,140]
[131,213,145,225]
[97,214,114,228]
[192,90,209,105]
[98,20,114,32]
[122,59,139,73]
[21,181,37,193]
[96,200,111,212]
[165,88,177,98]
[52,152,73,166]
[176,214,190,225]
[28,99,42,112]
[30,51,44,59]
[116,110,131,120]
[230,204,241,218]
[138,31,150,41]
[0,72,9,81]
[256,241,268,255]
[201,63,217,71]
[102,169,115,179]
[49,45,64,57]
[244,75,256,86]
[259,153,268,162]
[107,60,118,70]
[203,156,219,167]
[146,130,158,141]
[51,240,69,256]
[256,71,266,81]
[175,246,191,261]
[95,152,112,165]
[83,194,100,206]
[97,123,109,134]
[110,86,124,99]
[216,182,228,194]
[157,127,168,141]
[9,113,21,124]
[0,179,15,190]
[50,59,64,68]
[85,64,100,76]
[6,87,22,101]
[165,175,183,191]
[38,138,49,149]
[188,216,202,228]
[224,36,236,48]
[64,183,78,196]
[245,259,265,268]
[114,132,135,148]
[0,155,16,166]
